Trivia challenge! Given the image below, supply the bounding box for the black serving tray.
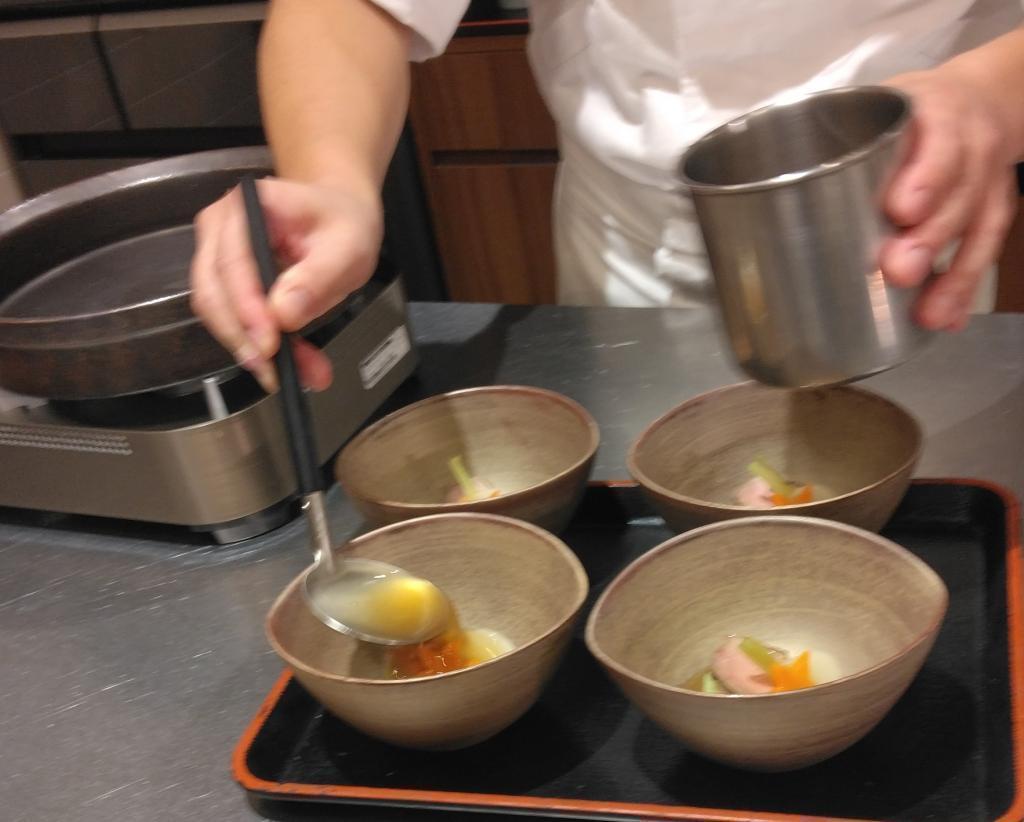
[235,480,1023,822]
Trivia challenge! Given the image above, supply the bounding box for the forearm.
[941,25,1024,161]
[258,0,412,199]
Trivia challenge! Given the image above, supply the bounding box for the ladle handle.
[240,175,323,496]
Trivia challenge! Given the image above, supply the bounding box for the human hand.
[189,176,383,391]
[881,67,1019,331]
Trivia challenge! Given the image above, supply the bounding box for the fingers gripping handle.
[240,175,323,496]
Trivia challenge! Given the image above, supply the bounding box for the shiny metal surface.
[297,490,440,645]
[1,304,1021,822]
[205,501,291,544]
[301,495,333,571]
[0,147,275,399]
[201,377,229,420]
[680,86,932,388]
[0,277,417,533]
[303,554,450,647]
[300,490,449,646]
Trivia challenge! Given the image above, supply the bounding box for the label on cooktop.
[359,325,411,390]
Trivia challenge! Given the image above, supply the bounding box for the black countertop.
[2,302,1023,821]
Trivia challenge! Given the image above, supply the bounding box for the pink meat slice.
[711,637,773,694]
[736,476,774,509]
[445,478,498,503]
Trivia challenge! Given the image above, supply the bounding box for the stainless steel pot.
[679,86,933,388]
[0,147,349,400]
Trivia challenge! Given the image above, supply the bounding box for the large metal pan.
[0,147,273,399]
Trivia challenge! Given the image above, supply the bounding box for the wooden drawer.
[425,161,557,303]
[411,35,556,153]
[996,197,1024,312]
[409,31,560,303]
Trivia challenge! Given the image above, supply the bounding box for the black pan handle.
[240,175,323,496]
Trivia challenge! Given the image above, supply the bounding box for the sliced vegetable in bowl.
[446,455,501,503]
[736,458,815,509]
[684,636,818,695]
[389,608,515,679]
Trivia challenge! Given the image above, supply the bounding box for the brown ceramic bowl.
[266,513,588,751]
[586,516,947,771]
[335,386,600,533]
[628,382,922,533]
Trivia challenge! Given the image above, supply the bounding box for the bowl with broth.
[628,382,921,533]
[585,515,947,771]
[335,386,600,534]
[267,512,588,750]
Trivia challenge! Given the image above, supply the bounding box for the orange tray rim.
[231,477,1024,822]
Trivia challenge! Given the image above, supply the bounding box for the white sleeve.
[367,0,471,61]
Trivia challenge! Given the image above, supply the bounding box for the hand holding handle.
[240,175,323,496]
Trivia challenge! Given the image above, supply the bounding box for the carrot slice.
[792,485,814,504]
[390,609,486,678]
[770,651,814,692]
[771,485,814,507]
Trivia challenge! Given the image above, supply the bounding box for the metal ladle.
[240,176,449,646]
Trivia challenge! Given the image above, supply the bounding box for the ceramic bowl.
[336,385,600,533]
[628,382,922,532]
[267,512,588,750]
[585,516,947,771]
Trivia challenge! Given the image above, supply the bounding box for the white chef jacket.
[371,0,1024,307]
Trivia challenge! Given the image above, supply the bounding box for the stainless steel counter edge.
[2,302,1022,822]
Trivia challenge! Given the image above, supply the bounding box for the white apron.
[372,0,1020,308]
[552,132,999,311]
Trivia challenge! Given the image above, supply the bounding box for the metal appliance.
[0,148,418,542]
[0,271,416,542]
[679,86,933,388]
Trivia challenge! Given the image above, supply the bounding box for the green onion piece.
[748,457,796,497]
[701,671,726,693]
[739,637,778,672]
[682,670,705,691]
[448,455,477,500]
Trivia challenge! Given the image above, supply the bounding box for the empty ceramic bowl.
[335,385,600,533]
[628,382,922,532]
[266,512,588,750]
[585,516,947,771]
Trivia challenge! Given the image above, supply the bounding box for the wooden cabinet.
[996,199,1024,312]
[427,162,557,303]
[410,32,1024,311]
[409,34,559,304]
[410,35,556,152]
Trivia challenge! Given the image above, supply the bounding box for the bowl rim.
[584,514,948,700]
[266,511,590,686]
[335,385,601,511]
[677,85,912,195]
[626,381,923,512]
